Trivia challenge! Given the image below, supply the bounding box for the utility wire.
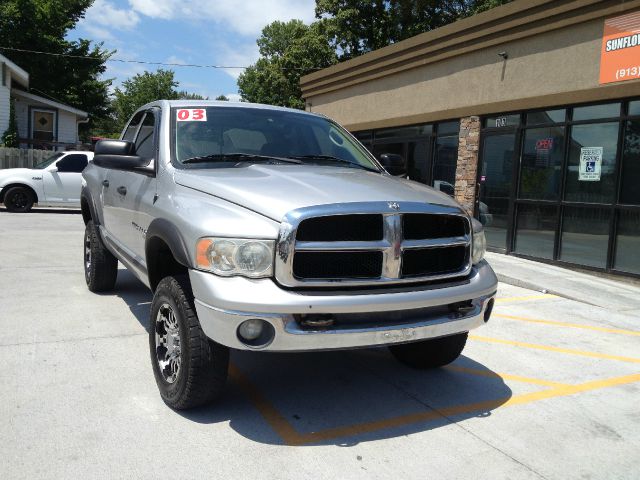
[0,46,247,69]
[0,46,327,71]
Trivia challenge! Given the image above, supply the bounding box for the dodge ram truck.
[81,100,497,410]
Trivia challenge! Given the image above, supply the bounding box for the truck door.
[102,111,145,251]
[42,153,89,204]
[105,109,159,265]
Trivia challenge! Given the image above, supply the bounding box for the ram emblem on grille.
[387,202,400,210]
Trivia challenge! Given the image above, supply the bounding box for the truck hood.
[174,165,462,221]
[0,168,35,183]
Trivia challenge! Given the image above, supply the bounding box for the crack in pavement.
[0,331,147,348]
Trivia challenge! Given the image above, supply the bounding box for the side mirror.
[93,140,149,169]
[379,153,407,177]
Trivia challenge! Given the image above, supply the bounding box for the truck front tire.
[389,332,468,369]
[150,275,229,410]
[84,220,118,292]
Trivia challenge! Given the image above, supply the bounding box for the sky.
[68,0,317,100]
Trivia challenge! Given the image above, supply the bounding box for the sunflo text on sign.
[600,11,640,84]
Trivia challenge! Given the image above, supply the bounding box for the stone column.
[454,116,481,215]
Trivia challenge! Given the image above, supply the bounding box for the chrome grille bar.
[275,202,472,288]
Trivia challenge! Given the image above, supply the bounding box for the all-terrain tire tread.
[153,275,228,410]
[85,220,118,292]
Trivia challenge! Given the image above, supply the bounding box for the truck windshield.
[173,106,380,172]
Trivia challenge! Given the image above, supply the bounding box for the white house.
[0,53,88,149]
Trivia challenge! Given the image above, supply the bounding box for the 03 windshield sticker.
[176,109,207,122]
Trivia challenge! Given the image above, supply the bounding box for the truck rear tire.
[84,220,118,292]
[389,332,468,369]
[4,186,34,212]
[150,275,229,410]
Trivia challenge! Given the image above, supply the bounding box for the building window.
[614,210,640,274]
[572,102,621,121]
[432,133,458,195]
[479,97,640,276]
[519,126,564,200]
[526,109,566,125]
[483,114,520,128]
[351,120,459,192]
[515,204,557,259]
[560,207,610,268]
[31,109,56,142]
[619,119,640,205]
[564,122,619,204]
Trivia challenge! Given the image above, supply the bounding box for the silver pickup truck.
[81,100,497,410]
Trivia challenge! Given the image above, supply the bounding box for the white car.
[0,151,93,212]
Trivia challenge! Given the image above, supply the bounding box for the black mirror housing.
[379,153,407,177]
[93,139,150,169]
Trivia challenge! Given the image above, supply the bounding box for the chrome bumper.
[190,260,498,352]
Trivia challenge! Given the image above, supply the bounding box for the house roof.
[12,89,88,118]
[0,53,29,87]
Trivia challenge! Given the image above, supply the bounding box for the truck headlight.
[471,218,486,265]
[196,238,275,277]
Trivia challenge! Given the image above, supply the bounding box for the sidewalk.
[486,252,640,312]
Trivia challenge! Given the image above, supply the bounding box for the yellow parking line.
[293,372,640,445]
[495,294,558,303]
[444,365,570,388]
[470,335,640,364]
[494,313,640,337]
[228,364,301,446]
[231,360,640,446]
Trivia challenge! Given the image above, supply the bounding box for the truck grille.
[275,202,472,287]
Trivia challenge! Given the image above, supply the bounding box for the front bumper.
[190,260,498,351]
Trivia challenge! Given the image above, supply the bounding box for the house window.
[32,110,56,142]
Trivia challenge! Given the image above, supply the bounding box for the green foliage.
[112,69,179,128]
[238,20,337,108]
[215,95,229,101]
[178,91,208,100]
[1,99,19,147]
[316,0,514,60]
[0,0,113,129]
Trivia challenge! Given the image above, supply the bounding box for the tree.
[215,95,229,101]
[316,0,514,60]
[178,91,207,100]
[238,20,337,108]
[0,0,113,130]
[1,99,19,147]
[112,69,179,128]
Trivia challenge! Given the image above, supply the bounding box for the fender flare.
[145,218,192,268]
[80,186,101,226]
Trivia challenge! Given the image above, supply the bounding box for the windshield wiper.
[288,155,379,172]
[182,153,303,165]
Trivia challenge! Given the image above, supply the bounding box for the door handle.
[117,186,127,195]
[102,180,109,187]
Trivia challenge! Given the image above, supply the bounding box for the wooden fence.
[0,148,52,169]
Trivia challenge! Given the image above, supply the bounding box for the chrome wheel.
[155,303,181,384]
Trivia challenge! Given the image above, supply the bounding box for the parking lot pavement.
[1,210,639,480]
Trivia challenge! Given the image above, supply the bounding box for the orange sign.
[600,11,640,84]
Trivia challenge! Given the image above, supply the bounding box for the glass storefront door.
[478,99,640,277]
[478,132,517,251]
